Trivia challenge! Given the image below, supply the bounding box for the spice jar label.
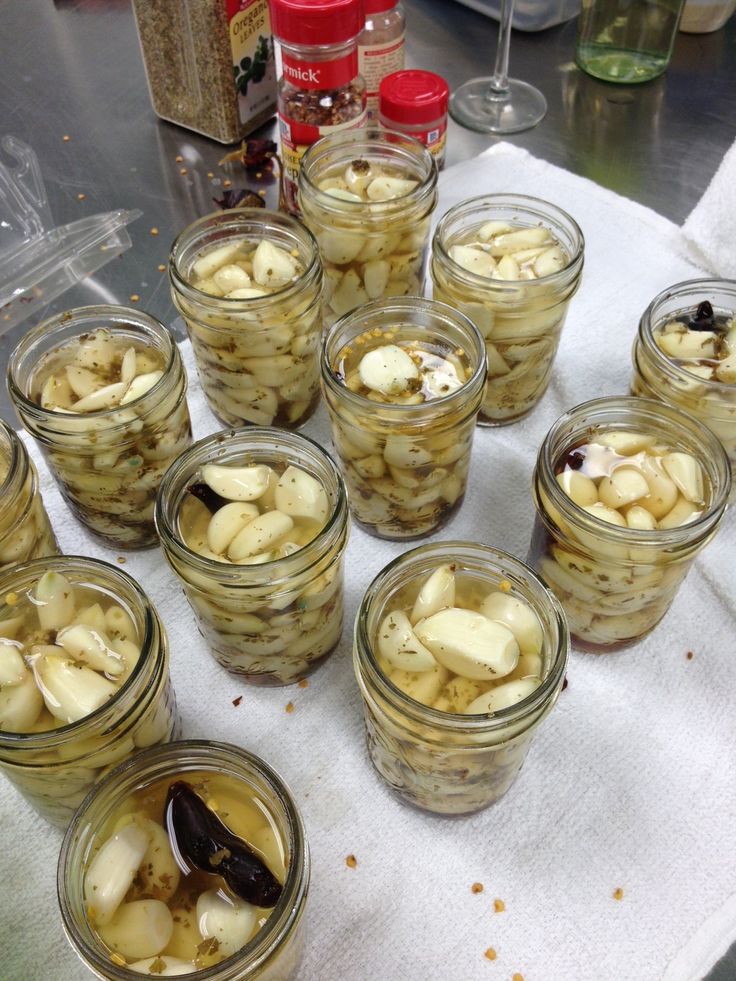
[279,109,367,203]
[359,34,405,105]
[281,50,359,90]
[227,0,277,125]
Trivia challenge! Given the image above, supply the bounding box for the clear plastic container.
[0,556,178,827]
[320,297,487,540]
[58,740,309,980]
[631,279,736,502]
[354,542,569,815]
[528,396,730,652]
[0,420,58,571]
[8,305,192,549]
[169,209,323,431]
[451,0,581,31]
[680,0,736,31]
[155,427,349,685]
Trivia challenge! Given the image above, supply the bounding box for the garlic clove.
[274,466,329,524]
[227,511,294,562]
[479,592,543,656]
[56,624,126,676]
[196,889,257,958]
[98,900,173,960]
[358,344,419,396]
[35,571,76,631]
[202,464,271,502]
[84,824,149,926]
[0,669,43,731]
[410,565,456,624]
[0,639,27,686]
[33,653,117,723]
[661,452,705,505]
[464,677,540,714]
[414,608,519,680]
[252,240,297,289]
[120,371,163,405]
[377,610,437,673]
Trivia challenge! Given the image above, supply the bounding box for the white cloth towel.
[682,137,736,278]
[2,143,735,981]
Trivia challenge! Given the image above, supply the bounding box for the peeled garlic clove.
[128,958,197,977]
[596,431,654,455]
[227,510,294,562]
[34,654,117,723]
[414,608,519,681]
[196,889,257,957]
[77,603,107,634]
[479,592,543,656]
[638,456,679,519]
[56,624,125,676]
[66,365,102,399]
[388,661,450,703]
[252,240,297,289]
[99,900,173,960]
[213,263,252,293]
[658,495,701,529]
[134,817,181,902]
[35,571,76,631]
[382,435,433,469]
[464,677,540,714]
[449,245,494,277]
[274,466,329,524]
[363,259,391,299]
[73,381,128,412]
[206,501,259,555]
[433,676,488,713]
[598,467,650,509]
[85,824,149,926]
[0,639,26,685]
[662,452,705,505]
[377,610,437,672]
[492,254,520,280]
[491,227,551,254]
[325,187,362,202]
[366,176,418,201]
[582,503,627,527]
[120,347,138,386]
[0,669,43,731]
[556,470,598,507]
[345,160,372,194]
[120,371,163,405]
[105,605,138,642]
[423,362,463,399]
[410,565,455,623]
[202,464,271,502]
[533,245,566,277]
[358,344,420,396]
[226,287,269,299]
[625,505,657,530]
[477,220,513,240]
[715,351,736,383]
[192,243,241,280]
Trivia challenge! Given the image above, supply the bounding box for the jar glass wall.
[0,556,178,826]
[8,305,191,549]
[58,740,309,980]
[354,542,569,815]
[320,297,486,540]
[528,396,730,652]
[431,194,584,426]
[156,427,349,685]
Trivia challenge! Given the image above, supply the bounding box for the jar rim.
[169,208,321,312]
[298,127,438,219]
[0,554,160,749]
[57,739,309,981]
[534,395,731,546]
[0,419,27,502]
[7,304,179,422]
[320,295,487,421]
[637,277,736,390]
[354,540,569,736]
[432,193,585,292]
[155,427,349,584]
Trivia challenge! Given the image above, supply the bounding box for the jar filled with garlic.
[321,297,486,540]
[170,209,322,430]
[0,556,178,826]
[431,194,584,426]
[155,428,349,685]
[8,305,192,549]
[354,542,568,815]
[0,420,59,572]
[528,396,730,652]
[632,279,736,501]
[58,740,309,980]
[298,128,438,327]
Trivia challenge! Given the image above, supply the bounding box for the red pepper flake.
[77,193,86,201]
[223,179,232,188]
[345,854,357,868]
[298,678,309,689]
[562,676,569,691]
[232,695,243,707]
[499,579,512,593]
[686,651,694,661]
[484,948,497,962]
[285,701,295,714]
[471,882,484,894]
[613,887,624,901]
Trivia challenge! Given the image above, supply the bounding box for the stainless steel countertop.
[1,0,734,975]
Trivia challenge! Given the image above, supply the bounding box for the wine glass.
[450,0,547,134]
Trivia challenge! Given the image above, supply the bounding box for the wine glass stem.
[490,0,515,95]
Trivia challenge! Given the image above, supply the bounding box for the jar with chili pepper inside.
[269,0,367,214]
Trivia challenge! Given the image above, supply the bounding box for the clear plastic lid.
[0,135,141,332]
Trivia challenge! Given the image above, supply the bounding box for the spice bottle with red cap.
[358,1,406,120]
[379,69,450,169]
[269,0,367,214]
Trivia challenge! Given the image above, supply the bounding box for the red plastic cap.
[365,0,398,12]
[379,70,450,125]
[270,0,365,45]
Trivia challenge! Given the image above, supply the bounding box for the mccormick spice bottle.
[269,0,367,214]
[358,0,406,120]
[379,70,449,169]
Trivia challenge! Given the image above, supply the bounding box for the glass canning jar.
[0,419,58,571]
[8,305,191,549]
[320,297,487,540]
[0,555,178,827]
[58,740,309,981]
[169,209,322,431]
[298,128,438,327]
[353,541,569,815]
[632,278,736,501]
[155,427,349,686]
[528,396,730,652]
[431,194,585,426]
